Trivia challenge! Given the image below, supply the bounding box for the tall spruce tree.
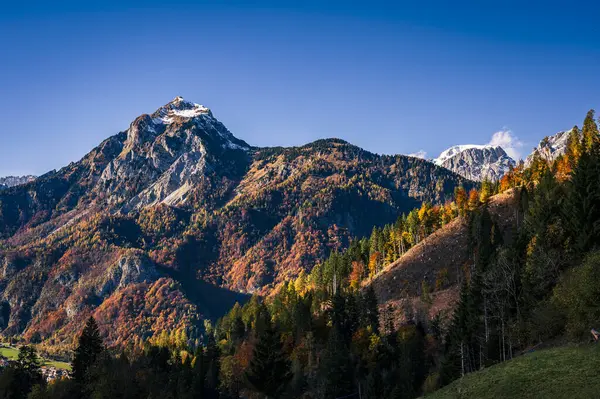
[203,333,220,398]
[563,145,600,253]
[361,286,380,333]
[244,317,291,398]
[319,326,354,399]
[71,316,104,384]
[2,345,45,399]
[582,109,600,150]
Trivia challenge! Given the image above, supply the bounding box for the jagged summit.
[94,97,252,210]
[151,96,213,123]
[525,129,572,167]
[433,145,515,182]
[434,144,491,166]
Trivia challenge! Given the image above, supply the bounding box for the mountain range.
[433,145,515,181]
[0,97,474,348]
[428,128,571,181]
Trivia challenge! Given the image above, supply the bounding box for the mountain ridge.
[0,175,36,190]
[430,128,572,181]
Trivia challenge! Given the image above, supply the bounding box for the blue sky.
[1,1,599,176]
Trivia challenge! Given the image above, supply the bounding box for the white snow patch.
[152,100,211,125]
[172,106,210,118]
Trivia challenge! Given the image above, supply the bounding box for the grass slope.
[427,344,600,399]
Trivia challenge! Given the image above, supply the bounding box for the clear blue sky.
[1,1,599,176]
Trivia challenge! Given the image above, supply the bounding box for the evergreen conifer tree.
[319,326,354,399]
[582,109,600,150]
[361,286,380,334]
[71,316,104,384]
[203,333,220,398]
[3,345,45,399]
[244,318,291,398]
[563,146,600,253]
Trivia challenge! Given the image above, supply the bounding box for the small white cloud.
[487,129,523,160]
[408,150,427,159]
[409,150,428,159]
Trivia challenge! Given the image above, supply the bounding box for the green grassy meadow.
[426,344,600,399]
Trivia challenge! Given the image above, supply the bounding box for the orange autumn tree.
[454,186,468,216]
[349,261,365,290]
[467,188,480,211]
[368,251,382,278]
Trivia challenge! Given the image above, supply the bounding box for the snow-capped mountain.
[524,129,572,167]
[433,145,515,182]
[95,96,251,211]
[434,145,490,166]
[0,175,36,190]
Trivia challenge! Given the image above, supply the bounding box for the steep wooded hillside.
[368,189,520,324]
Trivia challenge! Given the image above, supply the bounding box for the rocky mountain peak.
[525,129,572,167]
[97,98,251,211]
[152,96,213,123]
[434,145,515,182]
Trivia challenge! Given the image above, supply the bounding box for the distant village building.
[41,366,69,382]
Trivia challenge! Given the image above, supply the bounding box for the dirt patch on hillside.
[369,189,519,317]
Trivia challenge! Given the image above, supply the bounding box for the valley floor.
[425,344,600,399]
[0,344,71,371]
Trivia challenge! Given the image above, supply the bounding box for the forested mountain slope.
[0,98,472,350]
[369,189,520,326]
[206,109,600,399]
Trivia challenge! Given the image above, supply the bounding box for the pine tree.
[4,345,45,399]
[203,332,220,397]
[582,109,600,150]
[563,146,600,253]
[361,286,380,334]
[190,346,205,398]
[71,316,104,384]
[319,326,354,398]
[244,318,291,398]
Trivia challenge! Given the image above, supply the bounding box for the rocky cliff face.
[0,97,473,349]
[525,129,572,167]
[434,145,515,181]
[97,97,251,211]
